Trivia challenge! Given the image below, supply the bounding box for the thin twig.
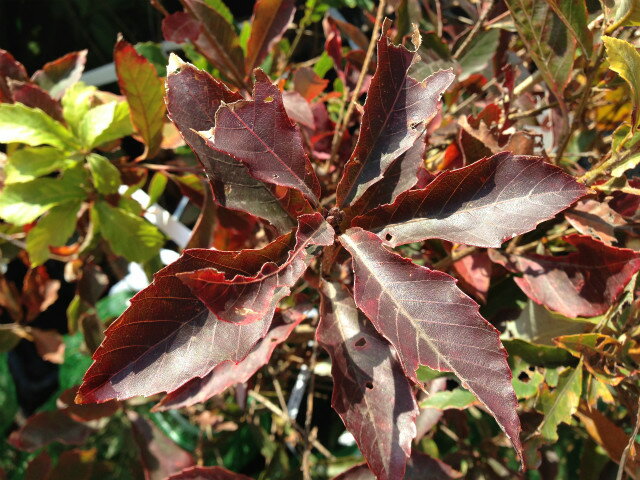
[432,246,477,270]
[555,47,605,162]
[452,1,493,60]
[278,0,317,77]
[617,397,640,480]
[149,0,169,16]
[434,0,443,38]
[248,390,335,459]
[328,0,386,164]
[302,341,319,480]
[507,92,581,121]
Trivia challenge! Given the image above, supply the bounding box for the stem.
[302,341,318,480]
[328,0,386,165]
[452,1,493,60]
[149,0,169,17]
[279,0,316,77]
[432,245,477,270]
[248,390,334,459]
[617,397,640,480]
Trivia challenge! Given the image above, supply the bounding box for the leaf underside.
[490,235,640,318]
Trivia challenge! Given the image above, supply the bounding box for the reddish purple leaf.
[8,386,119,452]
[245,0,295,74]
[47,449,96,480]
[202,70,321,204]
[166,60,295,233]
[177,213,334,324]
[452,249,492,303]
[31,50,87,99]
[8,410,93,452]
[8,81,63,122]
[293,67,328,101]
[166,466,252,480]
[182,0,245,88]
[348,131,426,219]
[333,450,462,479]
[24,452,52,480]
[339,228,523,461]
[76,216,329,403]
[0,48,28,101]
[352,153,587,248]
[564,198,627,245]
[162,12,201,44]
[128,411,194,480]
[283,91,315,129]
[489,235,640,318]
[155,313,303,410]
[335,26,454,207]
[318,280,418,480]
[57,387,120,422]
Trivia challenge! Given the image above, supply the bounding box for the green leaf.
[458,29,500,80]
[79,101,133,150]
[146,172,168,207]
[96,290,136,321]
[0,169,87,226]
[416,364,450,382]
[0,103,78,150]
[134,42,168,77]
[4,146,67,184]
[505,0,576,104]
[26,201,81,266]
[503,338,577,368]
[87,153,121,194]
[61,82,97,134]
[603,36,640,130]
[537,359,583,442]
[546,0,592,56]
[204,0,234,26]
[59,333,93,391]
[503,300,587,346]
[0,353,18,434]
[314,51,334,78]
[92,200,164,263]
[420,388,478,410]
[511,358,544,400]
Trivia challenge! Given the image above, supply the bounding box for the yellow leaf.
[603,36,640,130]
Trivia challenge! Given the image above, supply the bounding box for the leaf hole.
[263,95,274,103]
[518,371,530,382]
[385,233,393,242]
[365,382,374,390]
[354,337,367,348]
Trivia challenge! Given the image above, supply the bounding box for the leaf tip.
[167,52,186,76]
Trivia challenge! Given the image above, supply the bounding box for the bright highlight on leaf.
[603,35,640,130]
